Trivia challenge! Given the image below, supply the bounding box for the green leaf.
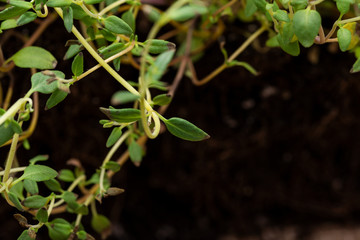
[293,9,321,48]
[29,154,49,164]
[58,169,75,182]
[1,19,17,30]
[46,218,72,240]
[103,15,133,36]
[84,0,103,4]
[23,195,48,209]
[100,107,141,123]
[146,50,175,83]
[121,9,135,32]
[273,10,289,22]
[11,46,57,69]
[106,127,122,147]
[63,6,73,33]
[351,57,360,73]
[17,230,34,240]
[103,161,121,172]
[74,204,88,215]
[129,141,143,164]
[337,27,351,52]
[153,94,172,106]
[91,214,111,234]
[10,120,22,134]
[76,230,87,240]
[0,122,15,146]
[163,117,209,141]
[23,179,39,195]
[30,70,65,94]
[17,11,37,26]
[46,0,72,7]
[100,28,116,41]
[45,88,69,110]
[8,0,33,9]
[276,33,300,56]
[36,207,48,223]
[227,60,258,75]
[244,0,257,17]
[337,1,350,14]
[71,52,83,77]
[71,3,87,20]
[142,5,161,22]
[113,56,121,71]
[110,90,140,105]
[44,179,63,192]
[61,191,78,209]
[10,181,24,200]
[168,4,208,21]
[8,191,24,211]
[144,39,176,54]
[335,0,354,14]
[0,6,27,20]
[64,44,82,60]
[290,0,308,10]
[98,42,126,59]
[20,165,58,182]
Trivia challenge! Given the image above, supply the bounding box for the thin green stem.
[54,7,138,96]
[68,175,86,192]
[338,16,360,25]
[47,196,56,216]
[0,97,32,126]
[0,166,25,176]
[74,41,135,82]
[309,0,325,5]
[78,1,99,19]
[228,25,267,62]
[138,0,189,138]
[3,133,19,183]
[99,130,131,194]
[75,190,94,226]
[98,0,126,16]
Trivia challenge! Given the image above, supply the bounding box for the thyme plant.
[0,0,359,239]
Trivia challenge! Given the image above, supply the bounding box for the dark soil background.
[2,8,360,240]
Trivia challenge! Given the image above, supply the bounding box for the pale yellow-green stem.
[35,5,48,18]
[47,196,56,216]
[99,130,131,194]
[74,41,135,82]
[54,7,159,138]
[0,167,26,176]
[0,97,32,126]
[54,8,138,96]
[98,0,126,16]
[52,175,86,208]
[138,0,190,138]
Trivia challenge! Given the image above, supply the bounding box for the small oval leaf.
[103,15,133,36]
[100,107,141,123]
[71,52,83,77]
[36,207,49,223]
[11,46,57,69]
[293,9,321,48]
[337,27,352,52]
[21,165,58,182]
[163,117,209,141]
[23,195,48,209]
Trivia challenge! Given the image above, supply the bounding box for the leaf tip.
[52,60,58,69]
[167,42,176,50]
[203,134,210,140]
